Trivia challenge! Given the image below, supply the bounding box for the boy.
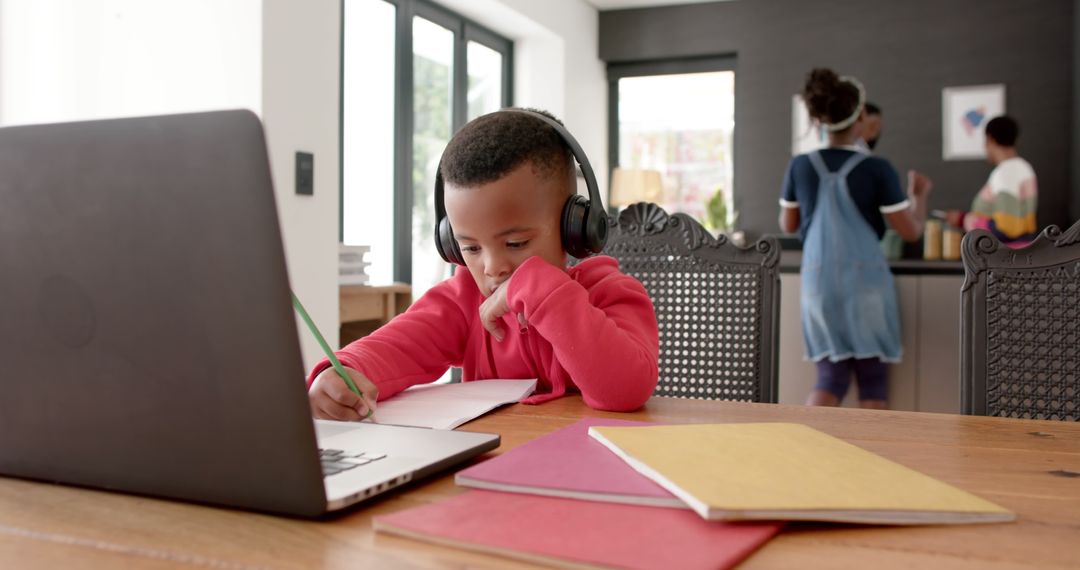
[308,109,659,419]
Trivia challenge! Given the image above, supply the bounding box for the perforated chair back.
[602,203,780,402]
[960,221,1080,420]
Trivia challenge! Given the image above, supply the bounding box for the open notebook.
[371,379,536,430]
[588,422,1016,525]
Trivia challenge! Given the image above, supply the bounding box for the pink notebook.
[374,490,782,570]
[455,417,685,508]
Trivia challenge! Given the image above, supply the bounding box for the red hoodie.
[307,255,659,411]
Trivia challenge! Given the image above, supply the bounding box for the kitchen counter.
[777,255,966,413]
[779,250,964,275]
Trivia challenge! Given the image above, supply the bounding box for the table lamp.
[609,167,663,209]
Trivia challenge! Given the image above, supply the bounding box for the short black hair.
[439,108,573,190]
[865,102,881,116]
[985,116,1019,147]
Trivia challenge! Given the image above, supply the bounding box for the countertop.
[778,250,965,275]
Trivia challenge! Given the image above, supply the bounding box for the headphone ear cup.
[561,194,610,258]
[436,216,465,266]
[561,194,590,259]
[588,204,609,253]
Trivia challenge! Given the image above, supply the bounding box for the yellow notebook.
[588,423,1015,525]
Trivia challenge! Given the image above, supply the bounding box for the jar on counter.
[942,226,962,261]
[923,219,942,261]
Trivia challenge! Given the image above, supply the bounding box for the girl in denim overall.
[780,68,932,408]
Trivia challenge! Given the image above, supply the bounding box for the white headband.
[824,75,866,132]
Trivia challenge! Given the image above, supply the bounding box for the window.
[609,58,735,231]
[341,0,512,298]
[466,41,504,121]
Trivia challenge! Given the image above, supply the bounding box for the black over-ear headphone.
[433,108,608,265]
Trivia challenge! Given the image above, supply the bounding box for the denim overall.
[800,151,902,363]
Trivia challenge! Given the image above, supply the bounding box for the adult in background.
[779,68,932,409]
[947,116,1038,247]
[855,102,883,153]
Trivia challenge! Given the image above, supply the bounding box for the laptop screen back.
[0,111,327,516]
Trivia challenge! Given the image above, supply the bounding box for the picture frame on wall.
[942,84,1006,160]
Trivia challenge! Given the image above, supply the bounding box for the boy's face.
[445,162,570,298]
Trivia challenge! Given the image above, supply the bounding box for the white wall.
[0,0,261,125]
[262,0,340,372]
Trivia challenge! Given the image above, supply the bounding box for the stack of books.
[374,419,1014,569]
[338,244,370,286]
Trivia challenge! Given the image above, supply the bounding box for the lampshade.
[609,167,663,208]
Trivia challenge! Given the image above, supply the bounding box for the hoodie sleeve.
[305,271,473,400]
[506,256,659,412]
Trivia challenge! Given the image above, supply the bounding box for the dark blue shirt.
[781,149,908,240]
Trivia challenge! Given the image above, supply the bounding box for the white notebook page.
[370,379,537,430]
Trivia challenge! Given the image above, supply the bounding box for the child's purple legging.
[814,357,888,401]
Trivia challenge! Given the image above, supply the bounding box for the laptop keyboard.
[319,448,388,477]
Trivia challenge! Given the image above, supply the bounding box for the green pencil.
[291,291,374,420]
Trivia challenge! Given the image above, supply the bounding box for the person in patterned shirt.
[953,116,1038,247]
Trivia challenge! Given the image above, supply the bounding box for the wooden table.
[339,283,411,346]
[1,398,1078,569]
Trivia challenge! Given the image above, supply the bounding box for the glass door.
[410,15,456,300]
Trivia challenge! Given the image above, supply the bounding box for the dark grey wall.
[600,0,1073,237]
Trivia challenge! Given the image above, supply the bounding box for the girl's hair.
[802,68,863,131]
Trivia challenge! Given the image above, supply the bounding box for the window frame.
[339,0,513,284]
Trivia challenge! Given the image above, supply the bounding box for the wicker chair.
[602,202,781,403]
[960,220,1080,420]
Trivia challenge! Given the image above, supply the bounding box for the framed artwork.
[792,94,827,156]
[942,84,1006,160]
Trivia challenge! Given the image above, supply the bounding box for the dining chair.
[960,219,1080,420]
[602,202,781,403]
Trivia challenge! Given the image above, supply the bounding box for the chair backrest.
[960,220,1080,420]
[602,202,781,403]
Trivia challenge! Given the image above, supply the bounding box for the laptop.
[0,110,499,517]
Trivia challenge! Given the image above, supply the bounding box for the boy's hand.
[480,277,527,342]
[309,366,379,421]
